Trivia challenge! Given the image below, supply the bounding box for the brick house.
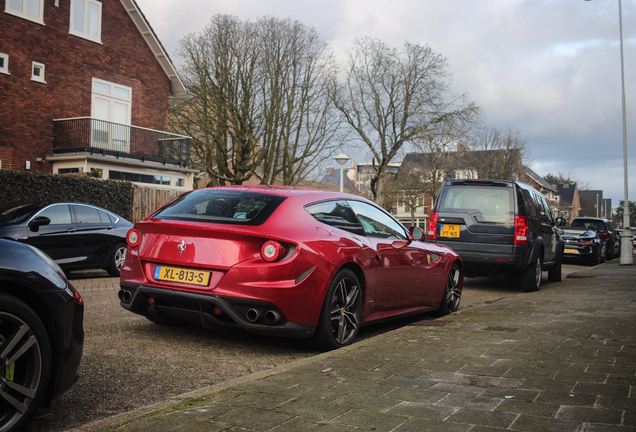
[1,0,196,190]
[554,183,580,224]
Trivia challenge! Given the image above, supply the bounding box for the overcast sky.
[136,0,636,207]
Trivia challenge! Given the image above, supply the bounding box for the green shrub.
[0,171,134,220]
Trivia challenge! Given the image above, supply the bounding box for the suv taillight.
[514,215,528,246]
[428,212,439,240]
[598,231,609,238]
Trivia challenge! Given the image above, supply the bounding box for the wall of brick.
[0,0,171,173]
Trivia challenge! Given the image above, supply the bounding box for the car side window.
[305,201,364,235]
[539,196,554,225]
[37,204,72,225]
[348,201,407,240]
[73,205,102,224]
[520,189,537,219]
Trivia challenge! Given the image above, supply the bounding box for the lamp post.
[586,0,634,264]
[617,0,634,264]
[334,153,350,193]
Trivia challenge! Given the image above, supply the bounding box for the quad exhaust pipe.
[246,308,261,322]
[264,310,282,324]
[245,308,282,324]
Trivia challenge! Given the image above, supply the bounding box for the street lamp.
[334,153,350,193]
[586,0,634,264]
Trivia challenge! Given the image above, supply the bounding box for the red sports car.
[119,186,463,350]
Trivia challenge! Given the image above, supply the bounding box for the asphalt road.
[24,263,584,432]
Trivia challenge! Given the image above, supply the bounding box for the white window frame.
[69,0,102,44]
[4,0,44,25]
[0,53,9,75]
[31,61,46,83]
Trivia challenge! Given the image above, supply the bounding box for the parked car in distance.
[119,186,463,351]
[0,201,133,277]
[561,228,606,265]
[0,239,84,432]
[429,179,564,292]
[569,217,620,260]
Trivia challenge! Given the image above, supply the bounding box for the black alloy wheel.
[0,293,52,432]
[436,263,462,317]
[314,269,362,351]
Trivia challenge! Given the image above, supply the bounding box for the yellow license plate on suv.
[564,248,578,254]
[440,224,460,238]
[153,265,211,287]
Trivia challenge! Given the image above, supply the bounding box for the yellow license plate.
[440,224,460,238]
[564,248,578,254]
[153,265,211,286]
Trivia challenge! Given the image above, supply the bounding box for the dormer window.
[5,0,44,25]
[69,0,102,43]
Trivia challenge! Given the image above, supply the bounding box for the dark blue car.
[0,239,84,432]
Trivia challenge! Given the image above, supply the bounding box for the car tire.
[547,248,562,283]
[107,243,127,277]
[521,255,541,292]
[435,263,462,317]
[0,293,52,432]
[606,243,615,261]
[313,269,362,351]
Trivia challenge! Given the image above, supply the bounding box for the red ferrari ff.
[119,186,462,350]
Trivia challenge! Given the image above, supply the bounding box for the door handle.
[67,228,76,233]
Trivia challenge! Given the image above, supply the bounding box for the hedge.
[0,170,134,221]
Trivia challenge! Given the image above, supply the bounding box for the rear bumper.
[119,283,316,339]
[432,240,529,275]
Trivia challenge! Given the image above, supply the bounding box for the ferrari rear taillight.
[127,228,141,248]
[428,212,439,240]
[514,215,528,246]
[261,240,283,262]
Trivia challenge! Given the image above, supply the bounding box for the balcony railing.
[53,117,191,167]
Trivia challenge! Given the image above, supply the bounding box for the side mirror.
[555,217,567,227]
[28,216,51,232]
[409,226,425,241]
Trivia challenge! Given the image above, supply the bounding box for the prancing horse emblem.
[177,240,186,255]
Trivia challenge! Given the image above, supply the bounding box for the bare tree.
[257,18,342,185]
[331,36,479,206]
[465,125,527,180]
[172,15,341,186]
[172,15,262,185]
[384,161,426,226]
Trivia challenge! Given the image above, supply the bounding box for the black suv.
[429,179,563,292]
[568,217,620,260]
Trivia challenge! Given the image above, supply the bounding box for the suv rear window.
[439,186,514,224]
[152,190,286,226]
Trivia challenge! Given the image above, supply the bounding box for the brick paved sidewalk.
[69,260,636,432]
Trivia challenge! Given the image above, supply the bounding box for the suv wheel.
[521,256,541,292]
[606,243,615,260]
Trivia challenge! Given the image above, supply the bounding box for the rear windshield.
[562,228,595,236]
[152,190,286,225]
[0,203,42,225]
[439,186,514,224]
[570,220,604,230]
